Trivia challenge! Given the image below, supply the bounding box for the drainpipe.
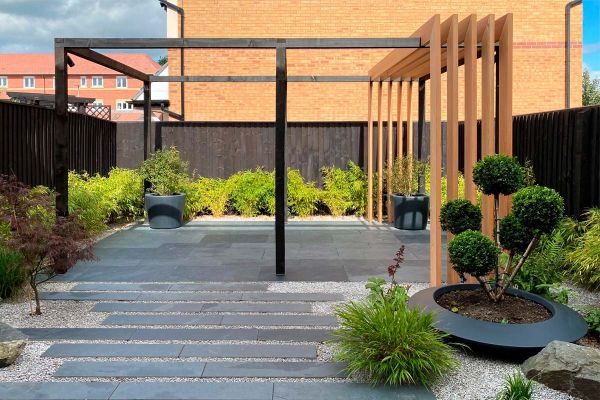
[565,0,582,108]
[159,0,185,120]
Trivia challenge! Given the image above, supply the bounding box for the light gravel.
[0,300,106,328]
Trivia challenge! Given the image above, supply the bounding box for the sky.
[0,0,598,73]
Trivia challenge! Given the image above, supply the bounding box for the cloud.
[0,0,167,58]
[583,41,600,55]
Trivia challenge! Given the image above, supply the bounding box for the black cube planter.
[408,284,588,359]
[391,193,429,230]
[145,193,186,229]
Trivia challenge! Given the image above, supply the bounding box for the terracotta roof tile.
[0,53,160,75]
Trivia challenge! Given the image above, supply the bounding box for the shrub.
[473,155,524,196]
[512,186,565,234]
[333,281,457,386]
[566,209,600,290]
[390,155,428,195]
[321,161,367,216]
[583,307,600,338]
[139,147,189,195]
[68,172,110,233]
[227,168,274,216]
[185,177,230,217]
[440,199,482,235]
[0,175,93,314]
[448,230,498,278]
[287,169,319,217]
[0,246,26,299]
[495,373,533,400]
[499,214,533,254]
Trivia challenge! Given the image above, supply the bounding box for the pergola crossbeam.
[66,48,150,82]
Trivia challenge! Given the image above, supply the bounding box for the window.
[80,76,87,87]
[0,76,7,88]
[23,76,35,88]
[116,100,133,110]
[116,76,127,88]
[92,76,103,88]
[92,99,103,107]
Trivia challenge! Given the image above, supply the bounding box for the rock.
[522,340,600,400]
[0,340,26,367]
[0,323,27,368]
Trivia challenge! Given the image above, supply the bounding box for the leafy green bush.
[495,373,533,400]
[185,177,230,217]
[100,168,144,220]
[389,156,428,195]
[227,168,275,216]
[68,172,111,233]
[566,209,600,290]
[583,307,600,337]
[287,169,319,217]
[0,246,26,299]
[440,199,482,235]
[333,280,457,386]
[448,230,498,278]
[512,186,565,234]
[321,161,367,216]
[499,214,533,254]
[473,155,524,196]
[139,147,189,196]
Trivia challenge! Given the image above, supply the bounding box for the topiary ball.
[472,155,524,196]
[440,199,482,235]
[448,230,498,278]
[499,213,534,254]
[512,185,565,234]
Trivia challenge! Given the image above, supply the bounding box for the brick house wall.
[167,0,583,122]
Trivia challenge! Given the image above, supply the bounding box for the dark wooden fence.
[513,106,600,217]
[0,101,116,188]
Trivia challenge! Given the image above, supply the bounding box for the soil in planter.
[437,289,552,324]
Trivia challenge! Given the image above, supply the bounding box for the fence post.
[54,43,69,217]
[573,108,591,216]
[275,41,287,276]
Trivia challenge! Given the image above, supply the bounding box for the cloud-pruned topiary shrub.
[512,185,565,235]
[448,230,498,278]
[440,199,482,235]
[473,154,524,196]
[499,213,533,254]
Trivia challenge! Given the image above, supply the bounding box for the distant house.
[125,63,170,122]
[0,53,160,121]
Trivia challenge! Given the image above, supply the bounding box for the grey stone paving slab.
[130,328,259,341]
[136,292,243,301]
[91,302,206,312]
[72,283,171,291]
[169,282,269,291]
[179,343,317,358]
[258,264,349,281]
[201,302,312,313]
[91,302,312,313]
[55,361,207,377]
[273,382,435,400]
[0,382,118,400]
[110,382,274,400]
[201,361,346,378]
[220,314,338,327]
[39,291,141,301]
[257,328,334,342]
[241,292,344,301]
[20,328,134,340]
[42,343,184,358]
[102,314,224,326]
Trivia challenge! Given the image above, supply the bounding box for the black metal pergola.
[54,37,422,276]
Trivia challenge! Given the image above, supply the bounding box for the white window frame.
[91,76,103,88]
[80,76,87,87]
[92,99,104,107]
[0,76,7,88]
[23,76,35,88]
[116,100,133,111]
[116,76,128,88]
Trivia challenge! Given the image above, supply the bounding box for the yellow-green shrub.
[287,169,319,217]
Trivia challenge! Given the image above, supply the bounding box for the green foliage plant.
[446,155,565,302]
[583,69,600,106]
[0,245,26,299]
[495,372,533,400]
[227,168,275,217]
[440,199,482,235]
[389,155,428,196]
[583,306,600,337]
[566,209,600,290]
[139,147,189,196]
[321,161,367,216]
[287,169,319,217]
[333,245,457,386]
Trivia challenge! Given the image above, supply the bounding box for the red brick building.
[0,53,160,121]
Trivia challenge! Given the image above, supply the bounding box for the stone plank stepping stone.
[257,328,334,342]
[241,292,343,301]
[128,292,343,302]
[91,302,312,313]
[19,328,134,341]
[72,282,269,292]
[55,361,346,378]
[39,292,141,301]
[102,314,337,327]
[0,382,118,400]
[111,382,274,400]
[179,343,317,358]
[273,382,436,399]
[170,283,269,291]
[42,343,184,358]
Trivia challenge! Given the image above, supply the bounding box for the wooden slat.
[396,81,403,157]
[387,81,394,223]
[480,15,496,239]
[498,14,514,218]
[446,15,460,284]
[67,48,150,82]
[429,15,442,286]
[377,81,384,223]
[367,82,374,223]
[463,14,478,203]
[406,80,414,189]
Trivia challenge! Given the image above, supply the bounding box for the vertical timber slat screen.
[0,101,116,188]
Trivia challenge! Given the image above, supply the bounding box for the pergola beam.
[67,48,150,82]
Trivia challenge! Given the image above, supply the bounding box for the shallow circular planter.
[144,193,186,229]
[408,284,588,358]
[391,193,429,230]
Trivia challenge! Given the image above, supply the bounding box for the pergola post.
[406,81,414,186]
[275,41,287,276]
[143,81,152,161]
[386,81,394,223]
[498,14,514,217]
[396,81,403,158]
[417,79,425,191]
[377,81,383,223]
[463,14,478,203]
[54,43,69,217]
[367,82,373,223]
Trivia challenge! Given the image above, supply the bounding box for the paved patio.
[57,220,446,283]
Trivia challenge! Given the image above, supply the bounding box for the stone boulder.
[522,340,600,400]
[0,323,26,368]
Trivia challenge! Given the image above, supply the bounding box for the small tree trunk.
[29,275,42,315]
[494,194,500,288]
[497,235,539,299]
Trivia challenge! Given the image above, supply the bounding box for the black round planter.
[409,284,588,359]
[391,193,429,230]
[145,193,186,229]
